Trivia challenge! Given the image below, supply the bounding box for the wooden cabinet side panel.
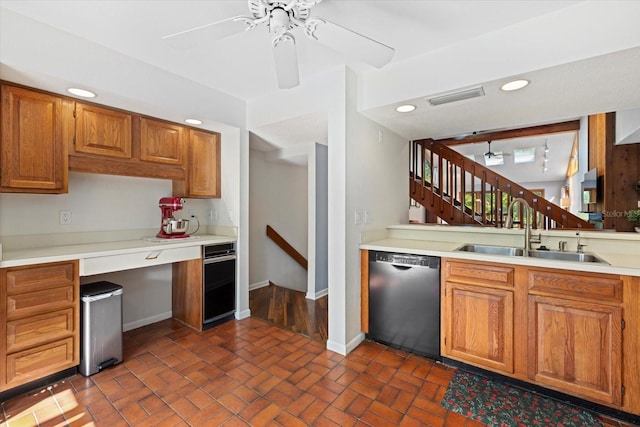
[622,275,640,414]
[527,295,622,406]
[74,103,132,158]
[360,250,369,333]
[1,85,67,192]
[140,118,185,165]
[444,283,514,373]
[172,259,203,331]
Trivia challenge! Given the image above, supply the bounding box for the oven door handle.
[203,254,236,264]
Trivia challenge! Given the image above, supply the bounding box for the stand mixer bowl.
[162,219,189,235]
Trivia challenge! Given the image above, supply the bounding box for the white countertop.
[0,233,236,269]
[360,225,640,277]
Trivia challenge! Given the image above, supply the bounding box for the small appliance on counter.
[157,197,190,239]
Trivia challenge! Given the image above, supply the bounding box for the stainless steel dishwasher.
[367,251,441,360]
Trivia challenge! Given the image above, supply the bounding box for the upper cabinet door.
[0,84,68,193]
[184,129,221,198]
[74,103,132,158]
[140,118,185,166]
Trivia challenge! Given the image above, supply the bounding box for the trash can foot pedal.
[97,357,119,371]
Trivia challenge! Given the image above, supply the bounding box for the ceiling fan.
[483,140,510,165]
[162,0,395,89]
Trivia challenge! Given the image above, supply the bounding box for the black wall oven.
[203,243,236,329]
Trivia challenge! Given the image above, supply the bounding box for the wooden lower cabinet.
[1,260,79,392]
[444,283,513,373]
[528,295,622,406]
[441,258,634,414]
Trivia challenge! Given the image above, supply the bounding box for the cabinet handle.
[145,251,161,260]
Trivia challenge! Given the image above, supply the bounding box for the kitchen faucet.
[505,197,541,254]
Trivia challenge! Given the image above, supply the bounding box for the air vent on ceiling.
[427,86,485,106]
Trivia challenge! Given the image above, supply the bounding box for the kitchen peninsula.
[361,224,640,418]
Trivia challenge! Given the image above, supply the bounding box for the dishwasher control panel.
[374,252,439,268]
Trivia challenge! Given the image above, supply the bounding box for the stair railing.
[266,225,308,270]
[410,139,593,229]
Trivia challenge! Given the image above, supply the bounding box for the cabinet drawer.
[4,337,75,389]
[81,245,201,276]
[444,260,514,288]
[6,308,75,353]
[528,269,622,303]
[7,286,75,320]
[5,261,76,294]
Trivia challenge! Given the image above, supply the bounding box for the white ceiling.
[1,0,639,168]
[451,132,576,183]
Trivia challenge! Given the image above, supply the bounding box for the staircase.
[410,139,593,229]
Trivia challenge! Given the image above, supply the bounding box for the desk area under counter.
[0,230,236,396]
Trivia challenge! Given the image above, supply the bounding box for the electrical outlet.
[354,210,366,224]
[226,210,233,222]
[188,209,196,218]
[59,210,72,225]
[209,210,217,223]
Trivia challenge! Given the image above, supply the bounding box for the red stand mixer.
[156,197,190,239]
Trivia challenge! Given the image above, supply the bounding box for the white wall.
[0,11,248,328]
[309,143,328,298]
[519,180,565,205]
[343,69,410,351]
[249,149,308,292]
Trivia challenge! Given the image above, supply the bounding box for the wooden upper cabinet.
[0,84,69,193]
[140,118,185,166]
[73,102,132,158]
[174,129,221,198]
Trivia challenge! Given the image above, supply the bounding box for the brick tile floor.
[1,317,635,426]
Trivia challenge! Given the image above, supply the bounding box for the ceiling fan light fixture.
[396,104,416,113]
[427,86,485,106]
[500,79,530,91]
[67,87,96,98]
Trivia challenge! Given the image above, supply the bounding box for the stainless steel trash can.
[80,281,123,376]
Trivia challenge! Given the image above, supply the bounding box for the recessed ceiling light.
[500,79,530,92]
[396,104,416,113]
[185,118,203,125]
[67,87,96,98]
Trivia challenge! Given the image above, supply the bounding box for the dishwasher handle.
[374,259,435,269]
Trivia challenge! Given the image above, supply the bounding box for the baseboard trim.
[306,287,328,300]
[326,332,365,356]
[123,311,172,332]
[249,280,270,291]
[236,309,251,320]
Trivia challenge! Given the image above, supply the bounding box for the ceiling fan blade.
[272,33,300,89]
[306,18,394,68]
[162,16,250,49]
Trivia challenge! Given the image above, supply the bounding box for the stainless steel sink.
[455,244,524,256]
[527,250,609,264]
[454,244,609,264]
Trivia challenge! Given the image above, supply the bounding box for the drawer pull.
[145,251,161,260]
